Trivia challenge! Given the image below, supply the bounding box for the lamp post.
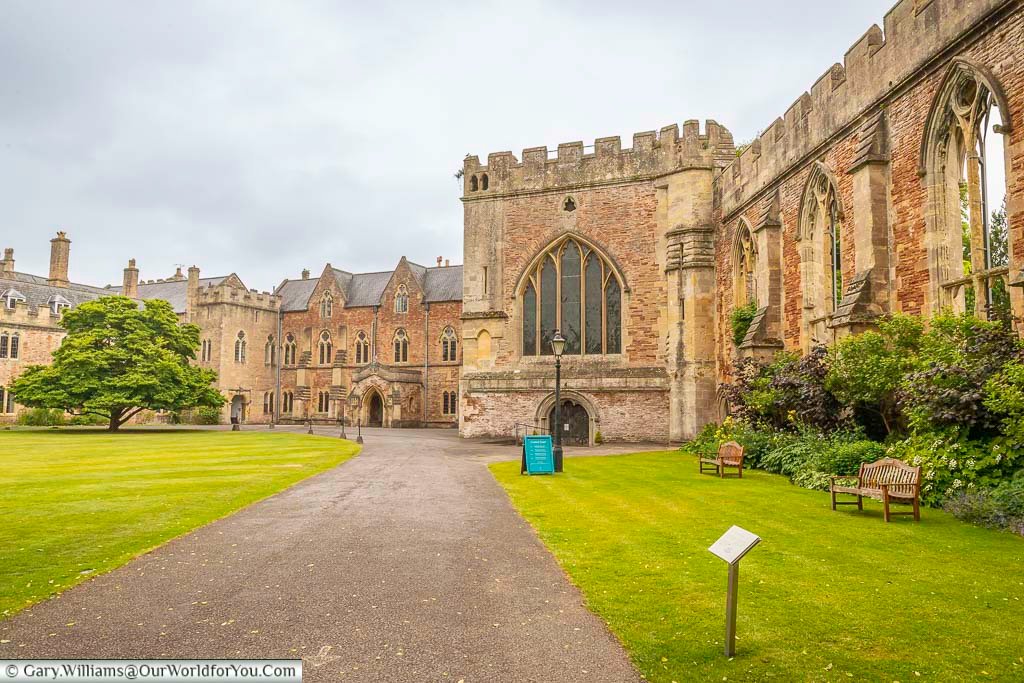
[551,330,566,473]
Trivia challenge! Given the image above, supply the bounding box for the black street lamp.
[551,329,566,472]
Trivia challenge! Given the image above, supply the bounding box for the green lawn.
[491,451,1024,682]
[0,430,359,618]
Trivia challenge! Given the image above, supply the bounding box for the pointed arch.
[393,328,409,363]
[318,330,333,365]
[440,326,458,362]
[515,234,626,357]
[733,217,758,308]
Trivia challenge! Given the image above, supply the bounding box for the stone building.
[460,0,1024,443]
[0,233,462,428]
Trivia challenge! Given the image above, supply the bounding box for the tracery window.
[355,331,369,364]
[520,237,622,356]
[265,335,275,365]
[922,59,1011,319]
[234,331,247,363]
[318,330,333,365]
[441,326,458,362]
[734,221,758,308]
[283,333,296,365]
[282,391,294,414]
[798,164,844,346]
[393,328,409,363]
[320,292,333,319]
[317,391,331,414]
[394,284,409,314]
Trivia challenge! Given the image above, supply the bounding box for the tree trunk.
[108,408,124,431]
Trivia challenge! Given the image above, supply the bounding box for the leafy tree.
[826,314,924,435]
[10,296,224,430]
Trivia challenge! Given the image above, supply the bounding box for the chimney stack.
[445,259,450,268]
[123,258,140,299]
[186,266,201,322]
[1,248,13,275]
[48,232,71,287]
[437,256,442,267]
[302,269,310,280]
[173,266,185,281]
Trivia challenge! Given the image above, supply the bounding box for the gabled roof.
[423,265,462,302]
[275,277,321,312]
[275,262,463,312]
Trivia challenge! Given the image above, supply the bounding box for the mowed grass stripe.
[1,430,359,618]
[491,450,1024,681]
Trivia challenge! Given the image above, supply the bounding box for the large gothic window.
[798,165,845,347]
[922,59,1012,319]
[734,221,758,308]
[283,333,296,365]
[318,330,333,365]
[320,292,333,319]
[521,237,623,356]
[441,326,458,362]
[355,331,369,364]
[393,328,409,363]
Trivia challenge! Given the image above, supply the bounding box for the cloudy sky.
[2,0,898,291]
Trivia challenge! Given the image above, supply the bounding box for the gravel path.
[1,428,644,682]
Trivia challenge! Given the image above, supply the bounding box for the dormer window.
[48,294,71,316]
[3,289,26,310]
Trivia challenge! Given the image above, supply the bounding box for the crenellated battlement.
[0,299,64,327]
[195,283,280,310]
[718,0,1009,217]
[463,119,735,197]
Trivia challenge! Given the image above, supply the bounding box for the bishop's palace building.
[3,0,1024,445]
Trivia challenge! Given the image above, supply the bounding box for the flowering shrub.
[943,476,1024,535]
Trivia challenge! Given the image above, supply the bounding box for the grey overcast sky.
[2,0,897,291]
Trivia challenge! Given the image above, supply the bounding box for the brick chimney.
[437,256,442,267]
[302,269,310,280]
[1,248,13,275]
[173,266,185,281]
[123,258,140,299]
[445,259,450,267]
[186,266,200,321]
[48,232,71,287]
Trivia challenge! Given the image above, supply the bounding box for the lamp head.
[551,330,566,357]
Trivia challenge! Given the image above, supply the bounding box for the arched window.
[481,173,489,190]
[442,390,457,416]
[318,330,333,365]
[394,284,409,313]
[0,332,8,359]
[393,328,409,363]
[320,292,333,319]
[234,331,247,363]
[921,59,1012,319]
[317,391,331,414]
[0,386,14,415]
[355,331,369,364]
[283,333,296,365]
[282,391,293,414]
[263,391,274,414]
[200,339,212,362]
[734,221,758,308]
[265,335,275,365]
[798,165,844,347]
[441,326,458,362]
[520,237,623,356]
[470,175,479,192]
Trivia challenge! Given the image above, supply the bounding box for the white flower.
[996,453,1003,463]
[912,456,922,465]
[952,479,963,488]
[966,459,976,469]
[924,484,933,491]
[967,482,976,488]
[949,459,958,470]
[926,470,935,480]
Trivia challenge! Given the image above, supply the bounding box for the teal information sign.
[522,435,555,475]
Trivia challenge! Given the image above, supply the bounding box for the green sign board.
[522,435,555,475]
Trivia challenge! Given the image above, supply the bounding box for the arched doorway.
[230,395,245,424]
[548,400,589,446]
[366,390,384,427]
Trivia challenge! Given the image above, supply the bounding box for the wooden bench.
[700,441,745,478]
[830,457,921,522]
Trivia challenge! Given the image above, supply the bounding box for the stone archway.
[536,390,599,446]
[364,388,385,427]
[230,395,246,424]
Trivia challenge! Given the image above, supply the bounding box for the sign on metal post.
[521,435,555,475]
[708,525,761,657]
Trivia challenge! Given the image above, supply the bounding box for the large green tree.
[10,296,223,430]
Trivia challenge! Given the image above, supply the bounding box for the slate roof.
[0,271,110,310]
[127,277,228,314]
[275,264,463,312]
